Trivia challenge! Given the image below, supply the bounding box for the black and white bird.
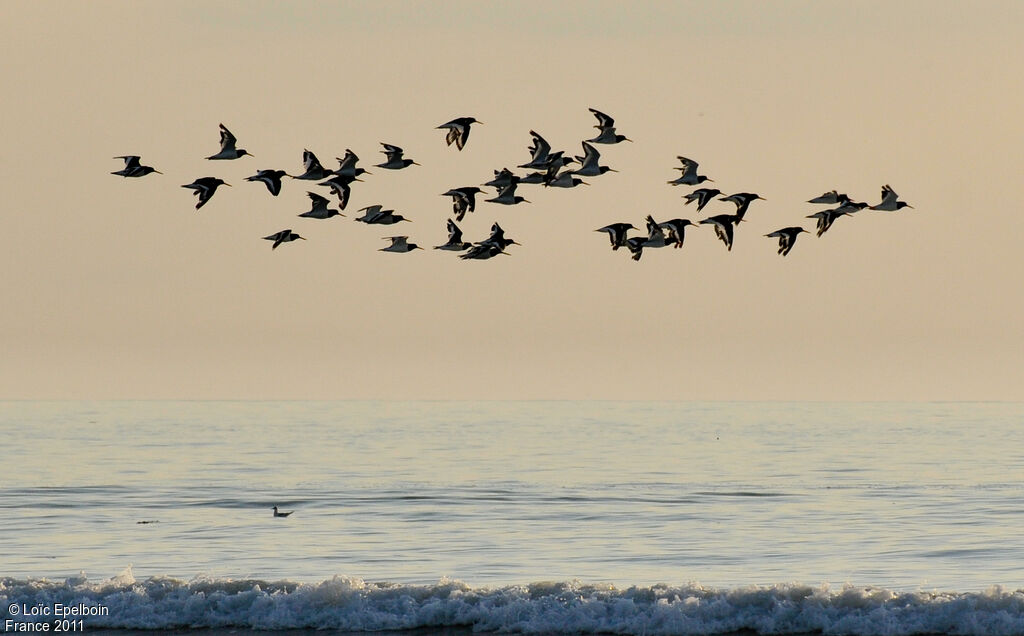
[486,181,529,205]
[682,187,722,213]
[112,155,161,177]
[460,223,518,260]
[380,236,422,253]
[206,123,251,160]
[658,218,697,249]
[375,143,419,170]
[765,226,807,256]
[354,205,408,225]
[587,108,631,144]
[332,149,369,178]
[181,177,229,210]
[869,184,913,211]
[298,192,342,219]
[519,130,555,169]
[291,149,332,180]
[441,187,483,221]
[318,174,362,210]
[482,168,517,190]
[807,206,857,237]
[595,223,636,251]
[263,230,305,250]
[434,219,472,251]
[640,215,673,249]
[545,170,589,188]
[667,156,712,186]
[437,117,482,151]
[572,141,616,177]
[808,190,851,205]
[272,506,293,518]
[625,237,646,261]
[699,214,743,251]
[719,192,765,221]
[245,169,286,196]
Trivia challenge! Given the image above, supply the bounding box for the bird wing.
[303,149,325,172]
[527,130,550,161]
[218,124,238,151]
[307,191,330,208]
[677,156,698,175]
[116,155,142,168]
[380,143,403,155]
[589,108,615,128]
[580,141,599,168]
[446,219,463,242]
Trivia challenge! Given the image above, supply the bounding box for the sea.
[1,401,1023,635]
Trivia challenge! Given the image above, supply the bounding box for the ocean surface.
[2,401,1023,634]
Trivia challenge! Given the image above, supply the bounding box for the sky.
[2,1,1023,400]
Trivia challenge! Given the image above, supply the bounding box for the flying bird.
[572,141,616,177]
[806,205,859,237]
[807,190,851,205]
[519,130,554,169]
[719,192,765,221]
[441,186,483,221]
[437,117,482,150]
[263,229,305,250]
[482,168,517,190]
[434,219,472,251]
[658,218,697,249]
[595,223,636,251]
[587,108,631,144]
[332,149,369,178]
[682,187,722,213]
[181,177,229,210]
[667,156,712,186]
[380,236,422,253]
[245,169,286,196]
[112,155,160,177]
[545,170,589,188]
[869,184,913,211]
[318,174,362,209]
[206,123,251,160]
[699,214,743,251]
[298,192,342,219]
[354,204,408,225]
[375,143,419,169]
[486,181,529,205]
[765,226,807,256]
[291,149,332,180]
[640,215,673,249]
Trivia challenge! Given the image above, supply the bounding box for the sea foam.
[3,569,1024,634]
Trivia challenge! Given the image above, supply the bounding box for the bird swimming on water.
[437,117,482,151]
[587,108,631,144]
[206,124,252,160]
[375,143,420,170]
[263,230,305,250]
[869,184,913,211]
[765,226,807,256]
[441,187,483,222]
[112,155,161,177]
[595,223,636,251]
[272,506,293,517]
[298,191,342,219]
[245,169,287,196]
[181,177,229,210]
[380,236,422,253]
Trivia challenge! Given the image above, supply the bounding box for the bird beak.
[907,205,915,209]
[154,170,163,174]
[224,183,232,187]
[412,161,422,166]
[299,236,306,240]
[607,168,619,173]
[581,182,590,186]
[624,138,633,143]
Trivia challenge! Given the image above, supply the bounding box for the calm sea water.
[2,401,1023,634]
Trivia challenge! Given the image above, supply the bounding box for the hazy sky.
[3,1,1023,400]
